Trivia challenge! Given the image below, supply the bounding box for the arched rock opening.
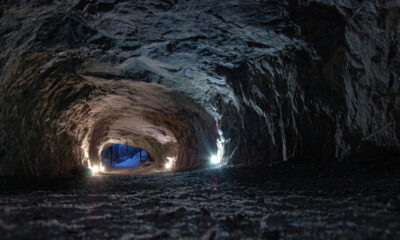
[1,0,399,176]
[0,54,218,176]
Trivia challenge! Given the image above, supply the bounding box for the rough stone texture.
[0,0,399,175]
[0,52,217,176]
[0,161,400,239]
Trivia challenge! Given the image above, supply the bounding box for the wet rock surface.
[0,0,399,175]
[1,160,399,240]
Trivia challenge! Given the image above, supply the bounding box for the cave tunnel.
[0,0,400,239]
[0,61,220,176]
[78,78,220,176]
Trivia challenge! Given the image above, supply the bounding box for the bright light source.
[91,165,99,173]
[210,154,220,164]
[88,160,104,175]
[165,157,175,169]
[210,129,225,165]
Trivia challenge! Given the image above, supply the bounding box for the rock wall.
[0,0,399,176]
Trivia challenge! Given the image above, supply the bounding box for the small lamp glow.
[165,157,175,169]
[88,160,104,175]
[210,128,224,166]
[210,154,220,165]
[91,165,99,173]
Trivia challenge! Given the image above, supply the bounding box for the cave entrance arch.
[102,144,153,169]
[79,80,219,175]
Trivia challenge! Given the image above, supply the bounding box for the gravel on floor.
[0,160,399,240]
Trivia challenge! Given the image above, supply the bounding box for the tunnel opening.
[0,52,220,176]
[102,144,154,170]
[76,79,219,175]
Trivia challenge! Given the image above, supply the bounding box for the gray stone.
[0,0,399,176]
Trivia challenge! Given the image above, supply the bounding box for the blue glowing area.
[114,152,140,167]
[102,144,153,169]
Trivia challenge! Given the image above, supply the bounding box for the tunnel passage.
[79,76,219,173]
[0,54,218,176]
[101,144,153,169]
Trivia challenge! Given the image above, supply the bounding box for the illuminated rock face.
[0,0,399,176]
[0,53,217,176]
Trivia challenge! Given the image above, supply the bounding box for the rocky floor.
[0,160,400,240]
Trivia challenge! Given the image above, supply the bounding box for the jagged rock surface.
[0,0,399,176]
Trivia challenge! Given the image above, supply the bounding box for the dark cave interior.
[0,0,399,239]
